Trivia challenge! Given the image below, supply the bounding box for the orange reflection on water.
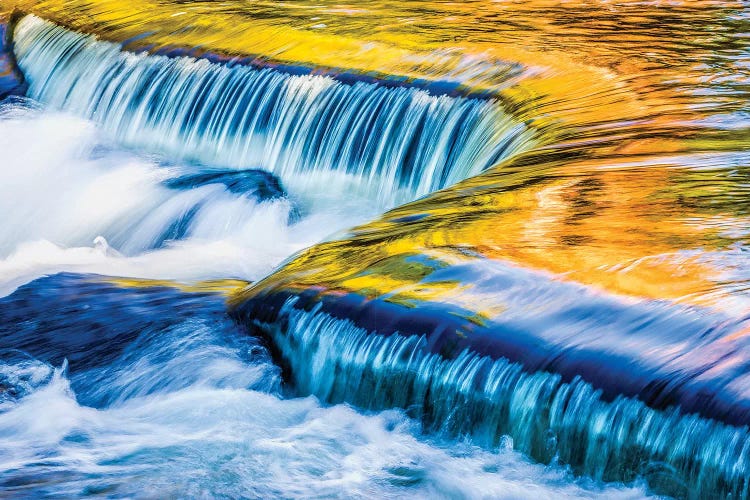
[4,0,749,321]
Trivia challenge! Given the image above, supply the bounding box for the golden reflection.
[108,277,250,297]
[237,147,750,315]
[8,0,744,136]
[4,0,748,319]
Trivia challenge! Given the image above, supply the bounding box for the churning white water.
[0,273,654,499]
[0,14,657,499]
[0,91,654,500]
[0,101,381,297]
[0,359,654,498]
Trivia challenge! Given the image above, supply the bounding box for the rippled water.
[0,40,645,500]
[0,0,748,498]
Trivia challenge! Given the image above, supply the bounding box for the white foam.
[0,104,378,297]
[0,356,653,498]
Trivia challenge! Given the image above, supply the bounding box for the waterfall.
[243,297,750,499]
[2,3,747,498]
[0,102,295,257]
[13,15,535,206]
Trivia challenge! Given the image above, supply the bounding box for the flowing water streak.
[247,298,750,499]
[0,103,368,298]
[13,15,535,206]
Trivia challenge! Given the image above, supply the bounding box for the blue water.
[0,27,652,499]
[0,274,654,498]
[240,294,749,498]
[0,12,723,499]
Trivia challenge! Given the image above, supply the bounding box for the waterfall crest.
[14,15,535,206]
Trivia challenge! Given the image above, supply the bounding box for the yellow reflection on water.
[240,146,750,315]
[4,0,748,317]
[12,0,744,131]
[107,277,250,297]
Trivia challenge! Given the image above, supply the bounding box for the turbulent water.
[0,100,379,297]
[0,273,656,498]
[0,1,748,498]
[0,95,647,500]
[0,12,638,500]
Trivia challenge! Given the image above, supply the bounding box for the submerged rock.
[163,168,301,227]
[164,169,287,202]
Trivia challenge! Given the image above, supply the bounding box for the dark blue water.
[0,274,652,498]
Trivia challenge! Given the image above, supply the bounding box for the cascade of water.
[0,273,653,498]
[13,15,535,206]
[245,298,750,499]
[0,105,295,258]
[2,3,747,498]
